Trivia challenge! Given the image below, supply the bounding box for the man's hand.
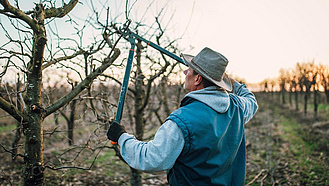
[107,121,126,143]
[228,76,236,85]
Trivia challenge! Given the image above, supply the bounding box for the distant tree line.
[260,61,329,120]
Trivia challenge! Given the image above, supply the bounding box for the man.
[107,47,258,185]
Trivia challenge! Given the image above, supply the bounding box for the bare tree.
[291,73,300,111]
[283,61,321,119]
[310,65,319,120]
[0,1,121,185]
[58,81,78,145]
[285,70,293,106]
[296,62,313,114]
[100,16,184,185]
[319,64,329,103]
[278,68,288,104]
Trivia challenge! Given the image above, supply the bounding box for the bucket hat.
[181,47,232,91]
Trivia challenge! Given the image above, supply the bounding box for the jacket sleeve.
[117,120,184,172]
[232,82,258,123]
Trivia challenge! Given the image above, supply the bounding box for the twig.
[43,126,60,137]
[0,143,26,159]
[45,141,126,171]
[246,169,267,186]
[4,82,14,105]
[45,140,109,171]
[261,173,268,186]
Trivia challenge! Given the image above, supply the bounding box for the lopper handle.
[109,28,135,145]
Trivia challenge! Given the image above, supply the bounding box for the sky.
[122,0,329,83]
[2,0,329,84]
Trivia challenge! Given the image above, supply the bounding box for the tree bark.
[304,90,309,114]
[289,87,292,106]
[134,39,145,141]
[22,4,47,185]
[161,76,170,116]
[294,89,299,111]
[68,82,78,145]
[313,88,318,120]
[325,85,329,104]
[68,100,76,145]
[281,83,286,104]
[12,74,23,161]
[130,167,142,186]
[131,39,144,186]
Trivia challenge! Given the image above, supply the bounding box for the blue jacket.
[167,94,247,185]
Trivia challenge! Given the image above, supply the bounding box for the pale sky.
[122,0,329,83]
[2,0,329,84]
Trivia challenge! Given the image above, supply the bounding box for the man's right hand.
[107,121,126,143]
[228,76,236,85]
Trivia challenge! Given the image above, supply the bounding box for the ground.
[245,93,329,185]
[1,92,328,185]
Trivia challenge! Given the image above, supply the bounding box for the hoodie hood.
[184,86,230,113]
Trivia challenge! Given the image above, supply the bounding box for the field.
[1,92,328,185]
[245,92,329,185]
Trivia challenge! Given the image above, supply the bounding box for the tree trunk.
[85,54,98,118]
[12,120,22,161]
[325,86,329,104]
[68,94,76,146]
[134,40,145,141]
[161,76,170,116]
[132,39,144,186]
[23,28,47,186]
[54,111,59,125]
[175,85,182,109]
[304,91,309,114]
[295,89,299,111]
[130,167,142,186]
[314,88,318,120]
[289,88,292,106]
[12,74,22,161]
[20,4,48,185]
[281,84,286,104]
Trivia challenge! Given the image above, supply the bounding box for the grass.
[0,124,16,133]
[278,115,329,185]
[318,103,329,110]
[318,103,329,118]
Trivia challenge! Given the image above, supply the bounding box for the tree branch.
[101,74,136,95]
[139,21,171,111]
[0,96,29,123]
[45,48,121,117]
[44,0,79,19]
[42,49,85,70]
[0,142,26,159]
[0,0,38,31]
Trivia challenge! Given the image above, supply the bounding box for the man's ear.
[194,74,203,86]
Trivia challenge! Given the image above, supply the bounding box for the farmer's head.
[181,47,232,92]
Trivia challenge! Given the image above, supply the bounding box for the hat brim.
[181,53,232,91]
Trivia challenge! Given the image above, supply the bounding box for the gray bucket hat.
[181,47,232,91]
